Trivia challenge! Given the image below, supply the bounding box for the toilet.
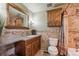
[48,38,58,56]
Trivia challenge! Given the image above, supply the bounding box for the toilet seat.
[48,46,58,56]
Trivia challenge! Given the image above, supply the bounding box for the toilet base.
[48,46,58,56]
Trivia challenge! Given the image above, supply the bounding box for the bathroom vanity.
[0,27,41,56]
[15,35,41,56]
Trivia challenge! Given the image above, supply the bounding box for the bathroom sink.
[27,35,40,38]
[27,35,36,37]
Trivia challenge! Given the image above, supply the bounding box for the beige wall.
[29,11,47,31]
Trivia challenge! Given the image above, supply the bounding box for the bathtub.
[68,48,79,56]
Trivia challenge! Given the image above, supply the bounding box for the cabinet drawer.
[15,41,25,56]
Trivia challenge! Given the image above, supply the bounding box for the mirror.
[0,15,4,36]
[6,3,29,28]
[0,4,6,36]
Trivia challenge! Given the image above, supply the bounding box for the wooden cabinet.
[15,41,25,56]
[32,41,37,55]
[47,8,62,27]
[15,36,41,56]
[25,44,32,56]
[31,37,41,56]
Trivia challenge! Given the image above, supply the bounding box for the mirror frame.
[6,3,29,29]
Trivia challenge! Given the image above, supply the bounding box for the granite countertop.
[22,35,41,40]
[0,34,41,47]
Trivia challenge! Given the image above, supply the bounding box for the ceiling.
[23,3,65,13]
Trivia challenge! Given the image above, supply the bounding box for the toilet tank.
[49,38,58,46]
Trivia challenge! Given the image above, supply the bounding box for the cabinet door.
[47,11,54,27]
[54,13,61,26]
[32,37,41,55]
[47,8,62,27]
[26,44,32,56]
[32,41,37,56]
[36,40,40,51]
[15,41,25,56]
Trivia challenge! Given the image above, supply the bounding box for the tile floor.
[35,50,50,56]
